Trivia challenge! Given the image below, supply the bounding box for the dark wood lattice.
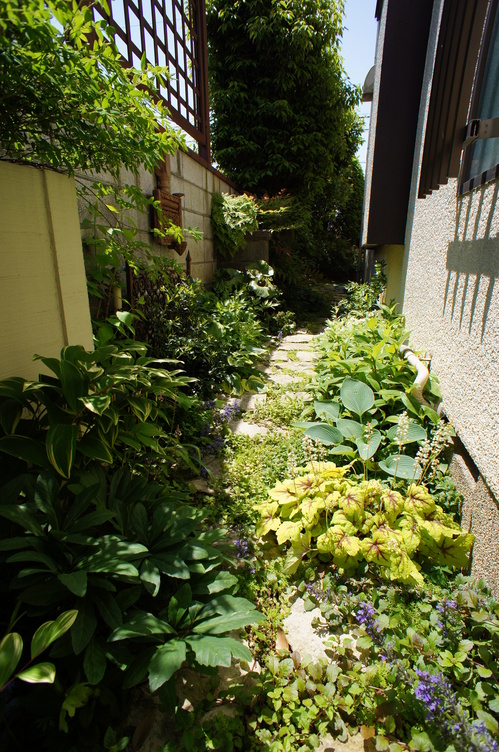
[91,0,210,159]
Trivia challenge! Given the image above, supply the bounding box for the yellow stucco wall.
[0,162,93,380]
[374,244,405,308]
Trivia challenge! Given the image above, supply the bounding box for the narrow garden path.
[220,331,365,752]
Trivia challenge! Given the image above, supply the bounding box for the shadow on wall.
[443,182,499,341]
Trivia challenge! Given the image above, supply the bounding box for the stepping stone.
[281,333,315,344]
[268,373,296,385]
[239,392,267,411]
[295,350,320,362]
[270,350,292,361]
[229,419,268,436]
[278,340,315,351]
[282,597,329,662]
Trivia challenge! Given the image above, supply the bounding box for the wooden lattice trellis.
[91,0,210,160]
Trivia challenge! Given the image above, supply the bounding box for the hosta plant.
[255,463,474,583]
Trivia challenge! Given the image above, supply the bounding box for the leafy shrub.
[213,261,296,336]
[338,261,388,316]
[211,193,259,258]
[0,324,196,484]
[0,0,182,175]
[0,335,263,747]
[135,272,266,396]
[255,462,474,583]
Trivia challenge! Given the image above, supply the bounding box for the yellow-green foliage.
[255,463,474,584]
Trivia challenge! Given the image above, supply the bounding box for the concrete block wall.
[77,149,237,287]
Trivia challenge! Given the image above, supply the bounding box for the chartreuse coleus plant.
[255,461,474,583]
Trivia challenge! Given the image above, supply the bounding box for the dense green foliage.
[206,0,361,201]
[206,0,363,281]
[211,193,259,258]
[0,0,182,175]
[0,330,262,749]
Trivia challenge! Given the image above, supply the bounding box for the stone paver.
[296,350,320,362]
[281,332,315,344]
[282,597,329,662]
[238,392,267,411]
[229,419,268,437]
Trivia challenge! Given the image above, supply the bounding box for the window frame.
[459,0,499,194]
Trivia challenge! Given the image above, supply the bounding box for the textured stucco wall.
[402,178,499,502]
[0,162,93,381]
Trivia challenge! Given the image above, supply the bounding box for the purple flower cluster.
[414,669,455,720]
[355,601,381,640]
[235,538,249,559]
[435,597,459,636]
[219,400,241,423]
[413,669,498,752]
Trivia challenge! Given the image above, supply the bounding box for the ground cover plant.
[163,282,498,752]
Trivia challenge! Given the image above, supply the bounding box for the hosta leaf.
[191,570,238,596]
[304,423,342,445]
[78,433,113,463]
[72,602,98,655]
[186,635,252,668]
[58,572,88,597]
[0,633,22,686]
[193,608,263,635]
[340,378,374,418]
[110,612,175,641]
[336,418,364,440]
[59,360,88,412]
[379,455,422,481]
[0,435,51,469]
[387,422,427,445]
[17,662,56,684]
[83,638,106,685]
[356,430,381,461]
[313,401,340,421]
[140,560,161,597]
[31,610,78,659]
[148,640,186,691]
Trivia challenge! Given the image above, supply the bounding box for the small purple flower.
[235,538,249,559]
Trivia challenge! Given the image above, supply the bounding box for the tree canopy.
[206,0,362,205]
[0,0,183,176]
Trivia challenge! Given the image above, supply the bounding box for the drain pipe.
[399,344,430,406]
